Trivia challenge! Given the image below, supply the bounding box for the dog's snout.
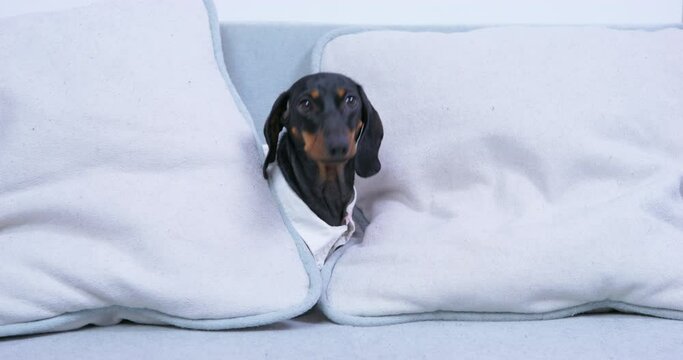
[326,136,349,158]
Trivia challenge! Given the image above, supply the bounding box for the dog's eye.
[298,99,312,113]
[345,95,357,107]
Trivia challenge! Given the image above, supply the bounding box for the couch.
[1,21,683,359]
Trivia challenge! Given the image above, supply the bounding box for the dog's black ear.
[263,91,289,179]
[355,85,384,178]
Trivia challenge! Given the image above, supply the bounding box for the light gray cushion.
[315,26,683,325]
[0,0,318,337]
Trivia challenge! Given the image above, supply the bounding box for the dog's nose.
[327,138,349,158]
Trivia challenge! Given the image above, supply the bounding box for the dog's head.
[262,72,383,179]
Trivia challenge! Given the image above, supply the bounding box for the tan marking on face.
[354,120,363,137]
[316,162,328,181]
[290,127,299,138]
[347,121,363,157]
[336,88,346,98]
[316,161,345,182]
[310,89,320,99]
[301,130,327,160]
[303,128,355,182]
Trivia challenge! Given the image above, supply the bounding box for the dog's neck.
[277,133,355,227]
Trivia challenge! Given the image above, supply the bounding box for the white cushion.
[0,0,318,337]
[315,27,683,324]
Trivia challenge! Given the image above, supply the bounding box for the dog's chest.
[266,164,356,268]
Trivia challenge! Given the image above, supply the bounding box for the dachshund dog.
[263,73,383,227]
